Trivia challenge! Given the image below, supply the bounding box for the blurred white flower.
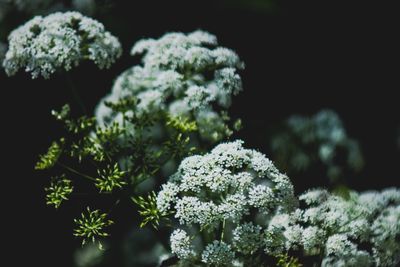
[271,109,364,183]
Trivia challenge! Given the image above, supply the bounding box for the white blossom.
[96,31,243,142]
[271,109,364,182]
[158,140,296,264]
[158,140,295,228]
[201,241,235,266]
[195,109,230,142]
[266,188,400,266]
[218,193,248,222]
[170,229,196,260]
[370,205,400,266]
[183,85,215,110]
[232,222,263,255]
[174,196,219,226]
[302,226,325,255]
[299,188,330,205]
[248,185,276,212]
[156,182,180,214]
[3,11,122,78]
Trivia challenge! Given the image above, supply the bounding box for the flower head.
[265,188,400,266]
[158,140,296,228]
[201,241,235,266]
[3,11,122,78]
[96,31,243,142]
[170,229,197,260]
[271,110,364,183]
[232,222,263,255]
[157,140,297,264]
[73,207,113,249]
[45,175,73,208]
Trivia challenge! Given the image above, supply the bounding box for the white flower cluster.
[266,188,400,266]
[96,30,244,142]
[232,222,263,255]
[2,11,122,78]
[170,229,196,260]
[201,241,235,266]
[271,109,364,182]
[157,140,297,265]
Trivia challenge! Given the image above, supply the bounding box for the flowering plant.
[2,9,399,267]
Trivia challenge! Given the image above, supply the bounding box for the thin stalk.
[107,198,121,215]
[65,73,87,115]
[220,219,226,241]
[57,162,96,182]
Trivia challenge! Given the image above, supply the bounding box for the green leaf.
[65,116,96,134]
[276,254,303,267]
[104,96,138,113]
[166,114,197,133]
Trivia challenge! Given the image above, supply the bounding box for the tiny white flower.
[232,222,263,255]
[201,240,235,266]
[3,11,122,78]
[170,229,196,260]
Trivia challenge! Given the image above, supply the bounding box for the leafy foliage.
[276,254,303,267]
[166,115,197,133]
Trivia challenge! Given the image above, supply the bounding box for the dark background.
[1,0,399,266]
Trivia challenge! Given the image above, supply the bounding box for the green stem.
[107,198,121,215]
[65,73,87,115]
[57,162,96,182]
[220,219,226,241]
[122,113,129,171]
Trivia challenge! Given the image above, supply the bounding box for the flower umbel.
[95,163,126,193]
[157,140,297,265]
[3,11,122,78]
[45,175,73,208]
[73,207,113,249]
[96,30,243,143]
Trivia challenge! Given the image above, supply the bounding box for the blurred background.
[1,0,399,266]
